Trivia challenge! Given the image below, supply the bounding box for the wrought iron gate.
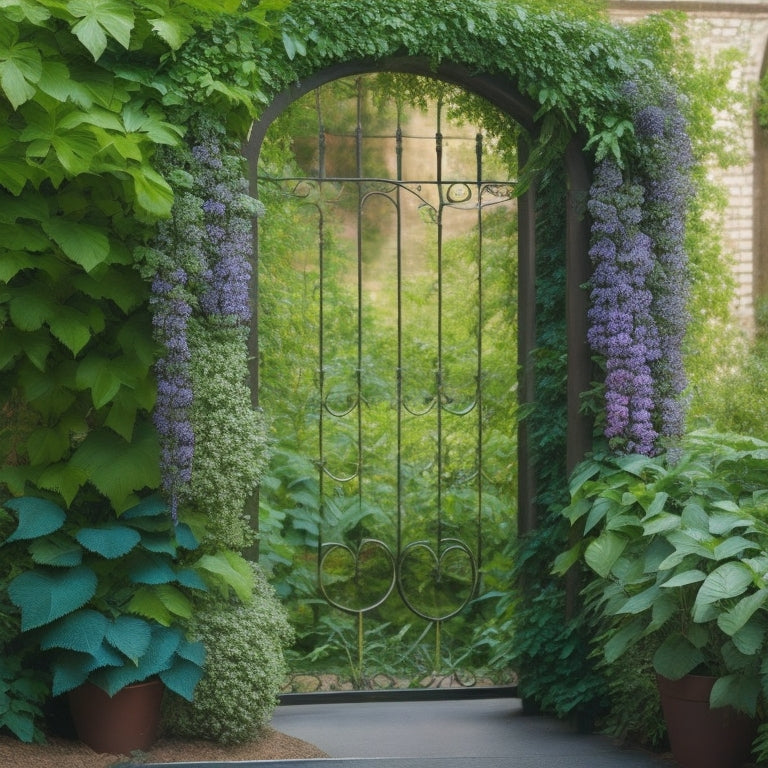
[256,76,517,681]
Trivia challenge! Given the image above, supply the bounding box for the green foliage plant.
[162,564,294,744]
[555,430,768,721]
[0,495,215,710]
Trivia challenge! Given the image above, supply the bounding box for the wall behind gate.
[610,0,768,328]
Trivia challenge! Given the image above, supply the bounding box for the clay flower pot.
[657,674,757,768]
[68,678,165,754]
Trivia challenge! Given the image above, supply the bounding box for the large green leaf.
[718,589,768,637]
[8,565,97,630]
[695,561,754,607]
[76,354,123,409]
[75,523,141,559]
[711,674,761,717]
[127,552,177,584]
[0,34,42,109]
[127,584,192,626]
[126,165,173,217]
[37,462,89,507]
[41,217,110,272]
[160,657,204,702]
[68,0,135,60]
[584,531,627,578]
[4,496,65,542]
[40,609,108,654]
[69,423,160,511]
[194,551,253,603]
[48,305,93,355]
[29,533,83,567]
[105,615,152,663]
[652,633,706,680]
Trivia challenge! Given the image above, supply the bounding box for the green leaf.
[68,0,134,60]
[69,423,160,512]
[126,165,173,217]
[0,36,42,110]
[29,533,83,567]
[40,609,108,654]
[718,589,768,636]
[194,550,254,603]
[653,633,706,680]
[127,584,192,625]
[128,552,177,584]
[75,523,141,558]
[37,462,89,507]
[711,674,760,717]
[41,217,110,272]
[4,496,65,542]
[696,562,754,607]
[105,615,152,662]
[75,355,122,409]
[160,656,204,702]
[660,570,706,589]
[8,565,97,630]
[584,531,627,578]
[48,305,93,356]
[26,425,71,465]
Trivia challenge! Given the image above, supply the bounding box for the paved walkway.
[137,696,676,767]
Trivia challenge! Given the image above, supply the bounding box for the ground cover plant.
[0,0,746,752]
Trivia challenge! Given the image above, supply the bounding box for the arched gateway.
[245,58,593,540]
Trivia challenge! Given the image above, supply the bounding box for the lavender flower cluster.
[150,123,257,520]
[587,82,693,455]
[587,161,659,455]
[150,270,194,522]
[191,136,253,324]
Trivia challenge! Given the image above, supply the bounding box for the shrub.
[163,565,293,744]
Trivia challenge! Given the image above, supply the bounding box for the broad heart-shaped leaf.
[37,462,89,508]
[75,524,141,559]
[711,674,761,717]
[105,615,152,663]
[91,623,182,696]
[29,533,83,567]
[41,217,110,273]
[652,633,706,680]
[127,552,177,585]
[8,565,97,631]
[120,495,167,520]
[718,589,768,637]
[75,354,123,408]
[68,0,134,60]
[4,496,65,542]
[695,561,754,607]
[48,305,93,356]
[39,609,108,654]
[160,656,204,702]
[584,531,627,578]
[50,652,90,696]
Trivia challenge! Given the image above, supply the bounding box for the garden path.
[134,696,676,767]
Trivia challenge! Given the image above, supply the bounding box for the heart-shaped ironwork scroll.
[318,538,396,615]
[397,538,477,621]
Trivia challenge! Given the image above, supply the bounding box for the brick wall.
[609,0,768,326]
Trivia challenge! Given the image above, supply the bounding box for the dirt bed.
[0,728,328,768]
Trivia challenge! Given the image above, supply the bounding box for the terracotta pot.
[68,678,164,754]
[657,674,757,768]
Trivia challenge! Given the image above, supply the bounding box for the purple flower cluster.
[587,82,693,455]
[151,271,194,522]
[587,161,659,455]
[149,124,257,520]
[192,139,253,324]
[634,87,693,440]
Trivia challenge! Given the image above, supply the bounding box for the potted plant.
[555,430,768,768]
[0,494,235,753]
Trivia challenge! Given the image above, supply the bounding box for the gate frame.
[244,57,593,539]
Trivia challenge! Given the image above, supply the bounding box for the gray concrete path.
[269,697,673,766]
[131,696,675,767]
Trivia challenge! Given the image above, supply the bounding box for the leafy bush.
[163,565,293,744]
[557,430,768,720]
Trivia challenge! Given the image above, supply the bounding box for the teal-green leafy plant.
[162,564,294,744]
[555,430,768,720]
[0,495,211,707]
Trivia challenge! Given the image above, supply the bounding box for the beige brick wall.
[609,1,768,326]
